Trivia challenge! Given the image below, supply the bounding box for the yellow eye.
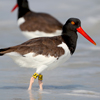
[71,21,75,25]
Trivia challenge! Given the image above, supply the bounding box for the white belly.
[5,42,71,73]
[21,30,62,39]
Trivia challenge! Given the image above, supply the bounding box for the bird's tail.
[0,47,12,56]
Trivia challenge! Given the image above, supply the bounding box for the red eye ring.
[71,21,75,25]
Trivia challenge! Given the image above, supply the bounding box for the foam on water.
[30,89,100,98]
[63,90,100,98]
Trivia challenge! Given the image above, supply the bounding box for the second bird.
[11,0,63,39]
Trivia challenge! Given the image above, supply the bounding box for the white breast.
[47,42,71,70]
[18,17,25,26]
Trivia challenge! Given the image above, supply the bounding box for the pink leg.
[38,74,43,90]
[28,77,35,90]
[38,80,43,90]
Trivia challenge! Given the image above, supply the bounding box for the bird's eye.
[71,21,75,25]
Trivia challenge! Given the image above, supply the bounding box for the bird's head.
[63,18,96,45]
[11,0,29,12]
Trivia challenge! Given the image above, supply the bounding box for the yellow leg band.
[38,74,43,81]
[32,72,39,79]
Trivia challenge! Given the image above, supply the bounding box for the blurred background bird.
[11,0,63,39]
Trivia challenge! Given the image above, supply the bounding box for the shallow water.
[0,0,100,100]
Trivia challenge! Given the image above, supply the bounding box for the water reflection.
[28,90,42,100]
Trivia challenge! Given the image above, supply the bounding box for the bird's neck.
[61,32,78,54]
[18,7,30,19]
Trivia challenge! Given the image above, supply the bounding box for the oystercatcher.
[0,18,96,90]
[11,0,63,39]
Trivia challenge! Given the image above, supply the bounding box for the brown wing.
[0,36,65,58]
[19,36,65,57]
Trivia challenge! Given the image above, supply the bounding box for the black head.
[17,0,29,8]
[62,18,96,46]
[11,0,30,18]
[62,18,81,34]
[62,18,81,54]
[11,0,30,12]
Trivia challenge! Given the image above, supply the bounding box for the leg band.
[38,74,43,81]
[32,72,39,79]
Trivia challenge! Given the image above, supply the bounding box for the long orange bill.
[77,27,96,45]
[11,4,18,12]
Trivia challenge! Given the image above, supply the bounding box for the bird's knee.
[32,72,39,79]
[38,74,43,81]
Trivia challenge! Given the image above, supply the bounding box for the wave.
[63,90,100,98]
[85,16,100,25]
[39,89,100,98]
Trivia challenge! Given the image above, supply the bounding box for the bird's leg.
[36,65,48,90]
[28,72,39,90]
[38,74,43,90]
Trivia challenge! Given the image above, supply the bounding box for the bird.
[11,0,63,39]
[0,18,96,90]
